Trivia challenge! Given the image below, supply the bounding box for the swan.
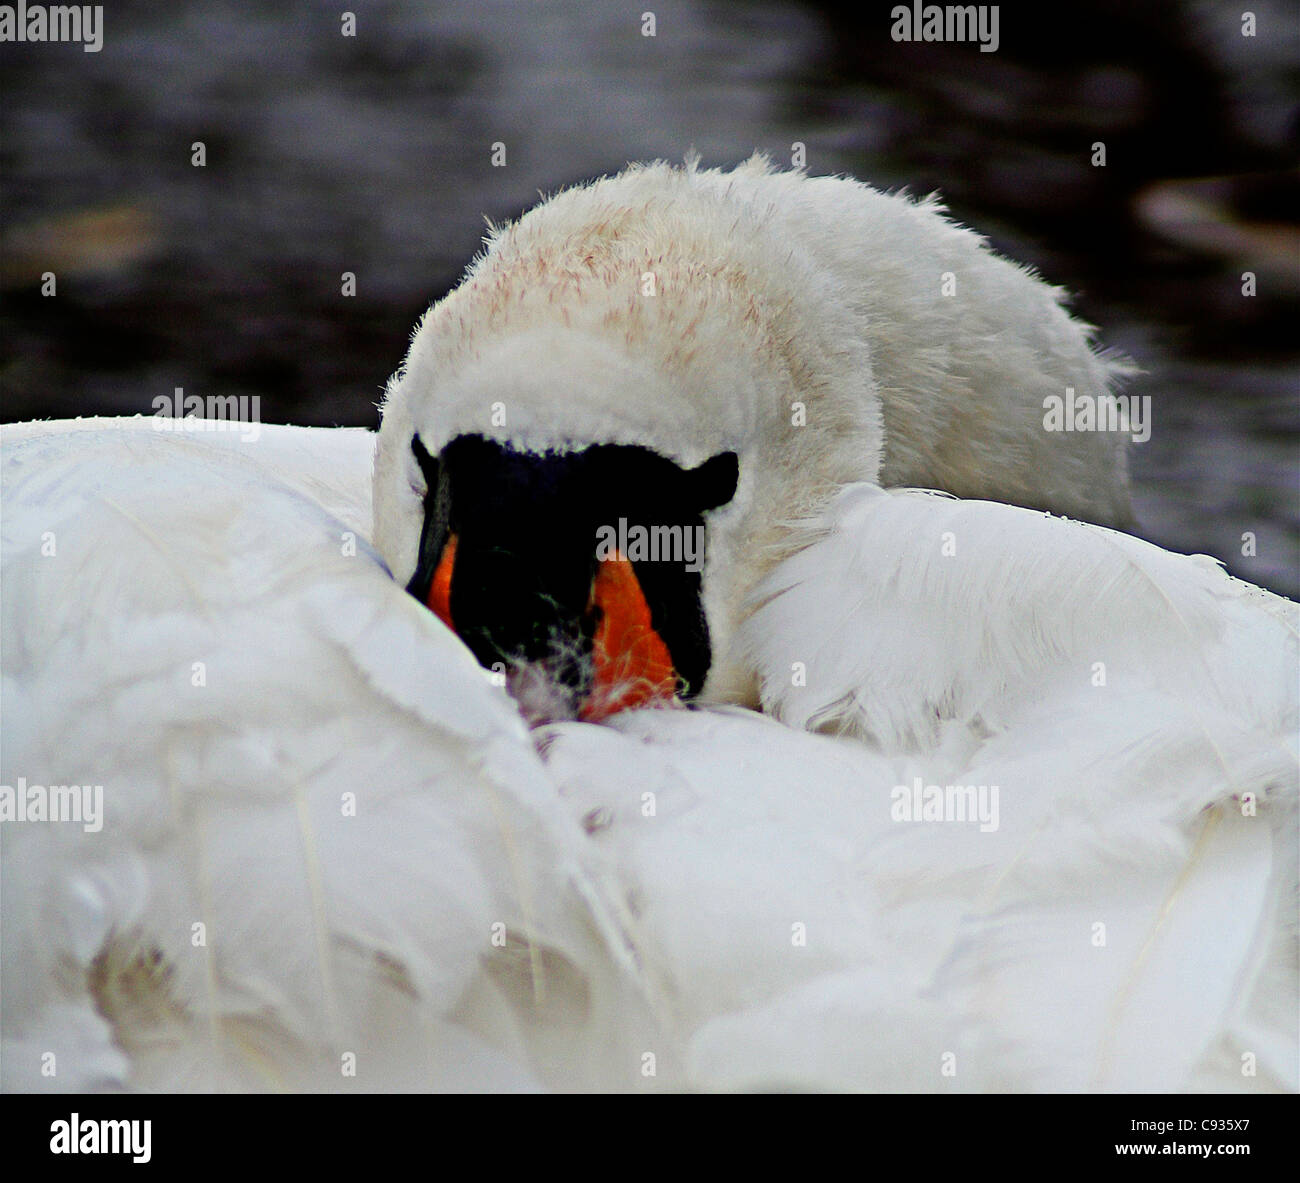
[2,158,1295,1094]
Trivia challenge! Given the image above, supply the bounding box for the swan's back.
[3,417,1292,1093]
[1,419,663,1092]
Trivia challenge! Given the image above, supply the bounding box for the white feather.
[3,419,1294,1092]
[1,419,663,1092]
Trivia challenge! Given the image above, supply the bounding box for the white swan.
[2,159,1296,1093]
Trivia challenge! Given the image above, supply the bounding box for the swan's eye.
[404,433,738,724]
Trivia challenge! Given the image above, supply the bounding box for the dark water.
[2,0,1297,594]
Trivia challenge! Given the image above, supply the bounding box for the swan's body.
[2,156,1293,1095]
[3,416,1294,1092]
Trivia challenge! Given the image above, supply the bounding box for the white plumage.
[3,160,1296,1093]
[1,419,659,1092]
[3,418,1294,1092]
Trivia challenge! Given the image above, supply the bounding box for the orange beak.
[580,550,678,721]
[423,535,677,721]
[427,533,457,631]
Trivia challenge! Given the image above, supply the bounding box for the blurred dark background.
[2,0,1297,593]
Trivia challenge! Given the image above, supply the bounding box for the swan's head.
[371,161,876,721]
[387,429,737,723]
[372,311,766,722]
